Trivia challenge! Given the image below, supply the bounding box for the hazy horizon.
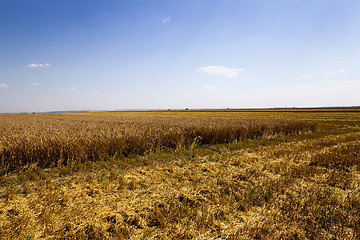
[1,0,360,113]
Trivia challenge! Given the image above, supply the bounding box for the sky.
[1,0,360,112]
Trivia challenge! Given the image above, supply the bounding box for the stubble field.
[0,108,359,239]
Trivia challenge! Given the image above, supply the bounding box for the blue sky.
[1,0,360,112]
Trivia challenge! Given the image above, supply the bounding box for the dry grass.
[0,109,359,239]
[0,114,314,174]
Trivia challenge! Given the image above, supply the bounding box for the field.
[0,108,359,239]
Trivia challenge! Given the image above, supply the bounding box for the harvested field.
[0,109,359,239]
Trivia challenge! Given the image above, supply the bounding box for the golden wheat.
[0,114,315,174]
[1,110,359,239]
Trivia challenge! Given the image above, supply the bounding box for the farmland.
[0,108,360,239]
[0,114,315,174]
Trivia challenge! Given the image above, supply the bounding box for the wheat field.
[0,114,315,174]
[0,109,359,239]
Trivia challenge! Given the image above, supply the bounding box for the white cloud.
[0,83,8,89]
[162,16,171,23]
[90,91,100,95]
[301,74,312,79]
[69,87,79,94]
[26,63,51,68]
[197,66,244,78]
[324,69,345,74]
[32,83,40,86]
